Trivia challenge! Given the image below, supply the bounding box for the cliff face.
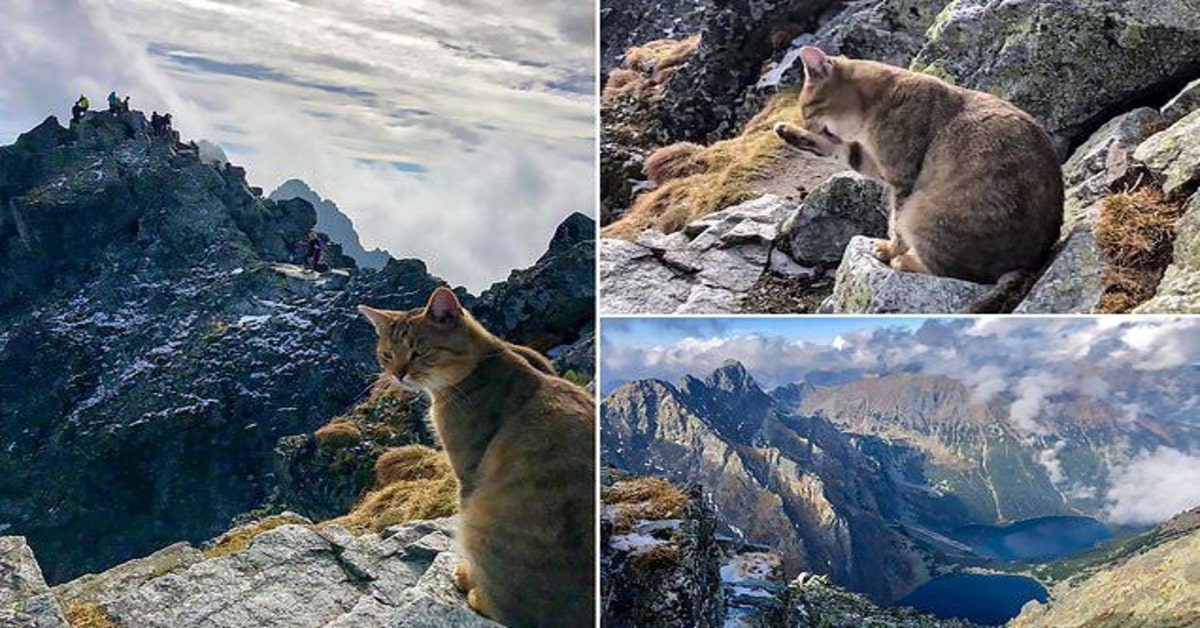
[0,111,595,585]
[268,179,391,270]
[601,362,948,604]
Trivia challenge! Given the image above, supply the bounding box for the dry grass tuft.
[603,477,689,532]
[602,37,699,105]
[314,419,363,449]
[1096,187,1184,312]
[603,88,805,240]
[628,543,682,571]
[645,142,706,185]
[204,514,311,559]
[333,445,458,533]
[65,602,117,628]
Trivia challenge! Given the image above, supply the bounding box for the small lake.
[953,515,1111,562]
[896,574,1048,626]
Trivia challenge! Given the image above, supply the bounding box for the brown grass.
[314,419,363,449]
[602,477,689,532]
[603,88,805,239]
[204,514,311,559]
[332,445,458,533]
[1095,187,1184,312]
[645,142,706,185]
[65,602,117,628]
[603,36,699,102]
[628,543,682,571]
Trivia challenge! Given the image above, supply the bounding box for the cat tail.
[966,270,1036,314]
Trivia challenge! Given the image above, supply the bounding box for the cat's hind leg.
[467,587,498,619]
[890,250,931,274]
[454,561,472,593]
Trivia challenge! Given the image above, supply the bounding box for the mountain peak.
[706,359,754,392]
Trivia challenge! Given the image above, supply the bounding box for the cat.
[358,288,595,627]
[773,46,1064,313]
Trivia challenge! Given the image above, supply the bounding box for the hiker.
[150,112,166,136]
[304,230,325,272]
[121,96,130,113]
[71,94,89,122]
[162,113,173,134]
[107,91,120,112]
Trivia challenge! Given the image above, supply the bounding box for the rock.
[0,536,68,628]
[821,236,992,313]
[658,0,841,143]
[1014,227,1104,314]
[600,195,795,313]
[1062,108,1164,205]
[1135,191,1200,313]
[270,179,391,270]
[1133,109,1200,200]
[92,519,499,628]
[1163,78,1200,125]
[53,542,204,607]
[779,172,889,266]
[600,142,646,226]
[911,0,1200,154]
[470,212,595,354]
[600,0,709,72]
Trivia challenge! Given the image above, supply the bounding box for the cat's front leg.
[875,194,908,263]
[454,561,473,593]
[774,122,837,157]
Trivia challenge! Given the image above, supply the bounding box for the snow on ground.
[609,533,669,554]
[721,551,782,584]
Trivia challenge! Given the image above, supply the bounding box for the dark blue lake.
[896,574,1048,625]
[953,515,1111,562]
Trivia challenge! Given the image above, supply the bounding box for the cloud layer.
[0,0,595,291]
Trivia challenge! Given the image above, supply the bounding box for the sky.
[601,316,1200,526]
[0,0,595,292]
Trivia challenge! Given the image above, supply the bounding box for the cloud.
[1009,373,1066,436]
[0,0,594,292]
[1106,448,1200,525]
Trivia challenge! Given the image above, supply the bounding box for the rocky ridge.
[0,108,595,595]
[600,0,1200,313]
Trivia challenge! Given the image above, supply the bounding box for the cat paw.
[890,253,930,274]
[467,588,494,617]
[454,561,472,593]
[774,123,824,155]
[874,239,895,262]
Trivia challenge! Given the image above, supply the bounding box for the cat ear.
[357,305,393,336]
[425,287,462,325]
[800,46,833,82]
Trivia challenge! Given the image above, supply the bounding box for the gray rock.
[1163,78,1200,125]
[53,542,204,607]
[601,195,796,313]
[1133,109,1200,200]
[88,519,497,628]
[821,236,992,313]
[0,537,67,628]
[1135,192,1200,313]
[1015,228,1104,314]
[780,172,889,266]
[910,0,1200,154]
[1062,108,1164,206]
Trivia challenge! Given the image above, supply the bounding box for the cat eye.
[380,351,395,362]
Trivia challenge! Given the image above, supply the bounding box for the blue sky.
[601,317,928,350]
[0,0,594,291]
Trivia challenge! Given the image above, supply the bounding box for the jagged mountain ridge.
[0,110,595,584]
[269,179,391,270]
[601,361,961,604]
[784,373,1197,523]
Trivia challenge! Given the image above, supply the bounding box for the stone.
[780,172,889,266]
[1014,228,1104,314]
[1162,78,1200,125]
[1062,108,1164,205]
[600,195,796,313]
[820,236,992,313]
[53,542,204,607]
[911,0,1200,155]
[1133,109,1200,200]
[0,537,68,628]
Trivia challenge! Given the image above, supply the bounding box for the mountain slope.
[0,111,594,584]
[786,373,1194,523]
[601,362,952,603]
[269,179,391,270]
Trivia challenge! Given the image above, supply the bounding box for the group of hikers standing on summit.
[69,91,173,138]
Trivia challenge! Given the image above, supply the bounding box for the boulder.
[779,172,889,266]
[600,195,796,313]
[911,0,1200,154]
[97,518,500,628]
[0,536,68,628]
[820,236,992,313]
[1062,108,1164,207]
[1162,78,1200,125]
[1134,191,1200,312]
[1014,227,1104,314]
[1133,109,1200,200]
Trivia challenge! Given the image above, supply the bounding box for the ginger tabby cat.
[358,288,595,627]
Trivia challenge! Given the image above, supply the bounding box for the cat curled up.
[358,288,595,627]
[774,47,1064,313]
